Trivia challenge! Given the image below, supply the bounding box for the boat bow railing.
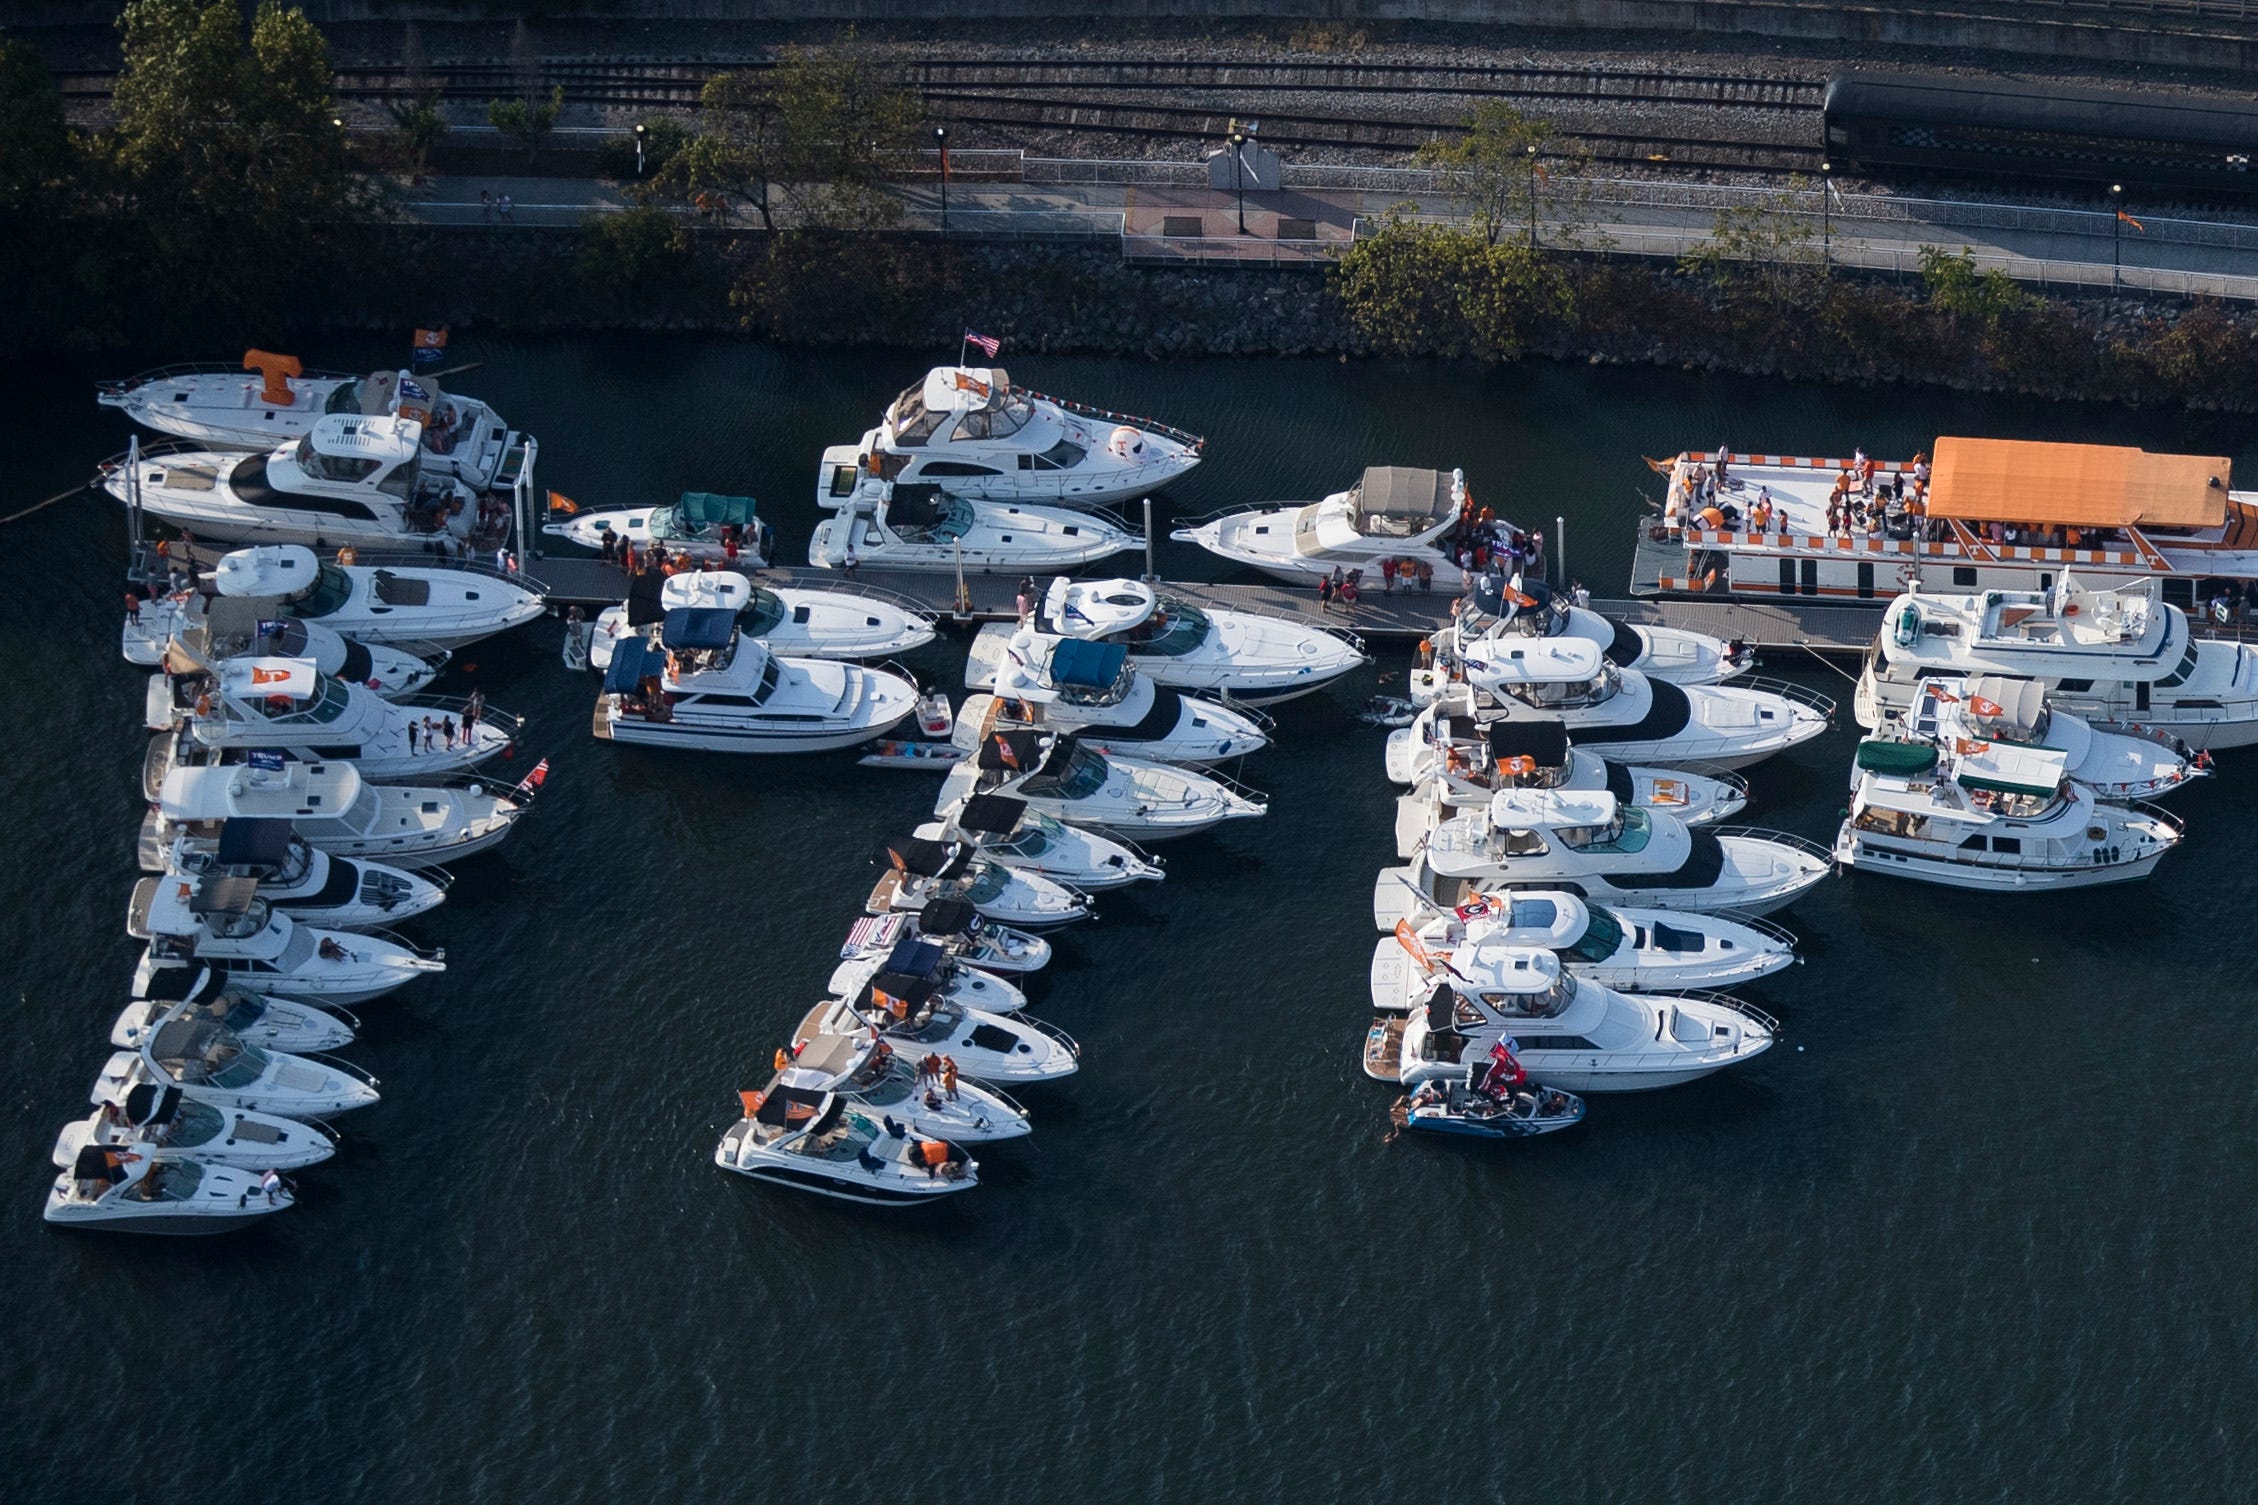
[1020,1015,1082,1058]
[1658,990,1781,1036]
[98,361,358,396]
[95,438,223,479]
[2131,800,2189,836]
[1015,387,1206,453]
[1733,675,1839,720]
[760,573,943,622]
[311,1052,381,1087]
[1708,825,1838,864]
[363,927,446,962]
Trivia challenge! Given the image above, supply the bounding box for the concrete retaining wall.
[17,2,2258,70]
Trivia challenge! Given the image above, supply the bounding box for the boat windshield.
[1479,973,1578,1019]
[161,1098,227,1147]
[741,590,787,636]
[963,865,1011,902]
[986,824,1055,858]
[2158,640,2204,688]
[889,386,946,446]
[163,1034,272,1089]
[296,565,355,617]
[272,841,313,884]
[1507,667,1617,709]
[291,435,381,485]
[323,380,363,415]
[210,901,272,940]
[1558,808,1652,853]
[141,1161,207,1202]
[266,675,352,725]
[953,389,1033,440]
[1567,905,1628,961]
[1501,598,1572,638]
[1125,600,1209,657]
[1021,743,1110,799]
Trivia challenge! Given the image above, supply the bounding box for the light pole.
[1525,142,1539,249]
[936,126,949,234]
[1819,159,1832,273]
[2110,182,2123,295]
[1227,118,1249,235]
[634,122,646,177]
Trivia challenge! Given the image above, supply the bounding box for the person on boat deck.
[599,526,619,564]
[1713,444,1729,484]
[1750,489,1774,533]
[941,1056,960,1101]
[318,936,351,962]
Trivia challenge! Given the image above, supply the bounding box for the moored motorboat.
[866,835,1091,928]
[583,568,936,669]
[1391,1070,1587,1140]
[153,651,514,781]
[1895,674,2205,802]
[828,934,1031,1018]
[1450,575,1753,686]
[809,465,1144,573]
[971,630,1273,764]
[1172,465,1471,586]
[799,981,1077,1085]
[147,759,528,871]
[93,1010,379,1119]
[715,1090,977,1206]
[64,1080,337,1171]
[45,1148,292,1234]
[112,968,356,1054]
[207,544,544,650]
[1384,710,1748,828]
[768,1029,1031,1144]
[923,791,1164,890]
[160,817,447,930]
[934,728,1266,841]
[839,906,1053,977]
[129,873,444,1006]
[1371,887,1797,995]
[544,490,772,565]
[125,589,444,699]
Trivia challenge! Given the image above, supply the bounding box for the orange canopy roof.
[1926,438,2230,530]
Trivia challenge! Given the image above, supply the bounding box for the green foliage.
[1330,219,1572,360]
[385,87,449,179]
[0,39,75,216]
[1918,245,2035,331]
[597,117,691,186]
[734,229,938,338]
[657,44,921,232]
[576,205,689,292]
[487,84,563,165]
[1417,102,1574,248]
[1677,183,1821,308]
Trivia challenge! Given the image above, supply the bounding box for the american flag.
[964,330,1001,357]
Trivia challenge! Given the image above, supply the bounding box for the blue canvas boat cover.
[215,818,294,867]
[603,636,656,694]
[1049,637,1127,690]
[677,491,757,527]
[661,607,735,651]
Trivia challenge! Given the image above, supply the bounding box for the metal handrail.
[341,548,541,590]
[1669,759,1754,801]
[1733,675,1840,718]
[1716,910,1801,950]
[758,572,941,622]
[391,691,523,730]
[1015,386,1207,453]
[99,361,359,394]
[364,926,446,961]
[1019,1014,1082,1057]
[96,438,228,476]
[1709,824,1838,863]
[2132,799,2190,835]
[311,1052,381,1087]
[1657,990,1781,1035]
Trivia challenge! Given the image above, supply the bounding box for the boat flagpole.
[1554,514,1566,590]
[127,435,142,546]
[953,537,971,620]
[1142,497,1155,583]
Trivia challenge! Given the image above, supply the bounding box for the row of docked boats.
[1358,580,1827,1140]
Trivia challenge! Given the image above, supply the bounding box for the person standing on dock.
[1318,573,1335,612]
[600,527,619,565]
[407,720,419,756]
[1415,559,1433,594]
[1380,558,1398,595]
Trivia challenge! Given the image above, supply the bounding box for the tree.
[1677,181,1822,307]
[657,45,921,232]
[0,39,74,217]
[386,87,449,181]
[487,84,563,166]
[1415,102,1577,249]
[1918,245,2034,332]
[1331,218,1572,361]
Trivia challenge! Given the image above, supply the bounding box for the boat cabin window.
[292,435,381,484]
[323,380,363,415]
[953,392,1031,440]
[372,453,421,501]
[1123,601,1209,657]
[1567,905,1627,962]
[1506,669,1614,710]
[889,387,947,446]
[210,901,271,939]
[1479,974,1577,1019]
[1853,805,1927,838]
[266,675,353,725]
[1020,743,1109,800]
[2157,641,2203,688]
[1557,808,1652,854]
[1034,438,1087,472]
[920,461,1003,478]
[297,565,355,617]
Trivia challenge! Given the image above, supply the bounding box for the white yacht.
[922,792,1165,890]
[844,365,1201,507]
[129,875,444,1007]
[1170,465,1470,586]
[112,969,355,1055]
[99,358,520,488]
[1836,735,2182,890]
[968,631,1271,765]
[1372,888,1798,995]
[800,985,1078,1086]
[64,1080,338,1172]
[809,466,1143,573]
[94,1013,380,1119]
[583,568,935,670]
[104,416,491,551]
[1365,947,1776,1092]
[829,938,1031,1019]
[1419,638,1831,771]
[545,490,772,564]
[715,1090,976,1206]
[769,1029,1031,1144]
[148,760,527,870]
[1384,710,1748,828]
[209,544,544,649]
[867,835,1092,928]
[594,608,919,754]
[1391,788,1831,917]
[1894,675,2203,802]
[970,576,1367,705]
[45,1148,292,1234]
[126,591,443,699]
[840,906,1053,978]
[1856,578,2258,749]
[155,653,513,781]
[1450,577,1753,686]
[936,729,1266,841]
[160,818,447,930]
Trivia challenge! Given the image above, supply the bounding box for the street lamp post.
[1820,159,1832,273]
[635,122,646,177]
[1227,118,1249,235]
[936,126,949,234]
[1525,142,1539,249]
[2110,182,2124,294]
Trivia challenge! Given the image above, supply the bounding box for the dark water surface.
[4,342,2254,1504]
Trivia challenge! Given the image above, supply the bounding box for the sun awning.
[1925,438,2230,530]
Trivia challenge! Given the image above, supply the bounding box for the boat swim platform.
[524,555,1884,657]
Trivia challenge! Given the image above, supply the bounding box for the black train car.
[1824,71,2258,196]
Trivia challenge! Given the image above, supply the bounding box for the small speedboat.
[770,1028,1031,1144]
[207,544,544,650]
[839,365,1201,507]
[98,356,520,488]
[94,1010,379,1119]
[45,1148,292,1234]
[810,461,1143,573]
[801,978,1077,1086]
[126,590,444,699]
[113,968,356,1054]
[828,935,1031,1018]
[839,905,1053,978]
[715,1090,977,1206]
[935,728,1265,842]
[867,835,1091,927]
[161,818,447,930]
[544,490,772,565]
[1392,1071,1587,1140]
[129,874,444,1007]
[924,791,1164,890]
[102,417,491,551]
[148,759,529,871]
[584,568,936,669]
[64,1080,337,1171]
[970,630,1272,765]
